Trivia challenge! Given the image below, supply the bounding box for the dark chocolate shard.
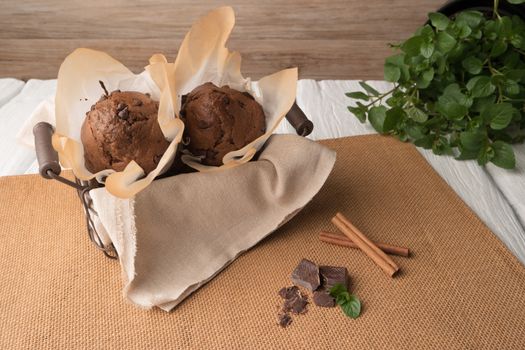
[117,106,129,120]
[278,313,292,328]
[319,265,348,290]
[283,291,308,315]
[313,290,335,308]
[279,285,308,315]
[278,286,299,300]
[291,259,320,291]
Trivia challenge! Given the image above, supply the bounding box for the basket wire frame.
[47,172,118,259]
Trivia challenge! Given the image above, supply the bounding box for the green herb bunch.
[347,0,525,169]
[329,283,361,319]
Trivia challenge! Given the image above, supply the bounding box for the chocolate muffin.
[81,90,169,174]
[180,82,266,166]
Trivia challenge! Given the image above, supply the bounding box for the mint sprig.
[346,0,525,169]
[329,283,361,319]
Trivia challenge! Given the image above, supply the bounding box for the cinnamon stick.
[331,214,399,277]
[335,213,399,270]
[319,231,409,257]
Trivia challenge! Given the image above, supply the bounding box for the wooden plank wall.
[0,0,445,80]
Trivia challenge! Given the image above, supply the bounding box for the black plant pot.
[437,0,525,19]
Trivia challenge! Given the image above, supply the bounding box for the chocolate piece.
[313,290,336,308]
[291,259,320,291]
[280,285,308,315]
[278,313,292,328]
[117,106,129,120]
[319,265,349,290]
[278,286,299,300]
[180,82,266,166]
[283,292,308,315]
[81,91,169,174]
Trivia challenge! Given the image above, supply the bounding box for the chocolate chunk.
[291,259,320,291]
[278,313,292,328]
[278,286,299,300]
[283,292,308,315]
[279,285,308,315]
[313,290,335,308]
[319,265,348,290]
[117,106,129,120]
[132,98,143,106]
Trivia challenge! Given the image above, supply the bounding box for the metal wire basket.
[33,102,314,259]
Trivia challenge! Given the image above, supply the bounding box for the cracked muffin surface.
[180,82,266,166]
[80,90,169,174]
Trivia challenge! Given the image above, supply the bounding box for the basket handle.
[285,102,314,137]
[31,104,312,178]
[33,122,61,179]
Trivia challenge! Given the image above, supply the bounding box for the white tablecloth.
[2,78,525,265]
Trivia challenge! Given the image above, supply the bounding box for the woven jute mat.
[1,135,525,349]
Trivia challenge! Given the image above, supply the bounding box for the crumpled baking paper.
[52,48,184,198]
[147,6,298,171]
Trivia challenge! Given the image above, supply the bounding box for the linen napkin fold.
[89,134,336,310]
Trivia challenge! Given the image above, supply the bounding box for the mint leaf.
[429,12,450,31]
[329,283,347,298]
[437,85,471,120]
[455,11,484,28]
[420,41,435,58]
[481,103,516,130]
[504,80,520,95]
[491,39,508,57]
[359,81,380,96]
[462,56,483,75]
[348,106,367,123]
[407,106,428,122]
[384,64,401,82]
[401,35,424,56]
[436,31,457,53]
[406,125,426,139]
[340,295,361,319]
[329,283,361,319]
[417,68,435,88]
[415,135,433,149]
[345,91,370,101]
[384,107,404,132]
[491,141,516,169]
[368,106,388,133]
[336,292,351,305]
[460,131,486,151]
[466,76,496,98]
[477,146,493,166]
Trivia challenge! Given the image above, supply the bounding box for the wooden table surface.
[0,0,445,80]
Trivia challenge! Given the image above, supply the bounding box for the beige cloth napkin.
[89,134,336,310]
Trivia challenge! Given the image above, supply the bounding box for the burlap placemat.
[1,135,524,349]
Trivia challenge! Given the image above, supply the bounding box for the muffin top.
[180,82,266,166]
[81,90,169,174]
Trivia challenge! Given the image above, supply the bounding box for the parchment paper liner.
[148,6,298,172]
[52,48,184,198]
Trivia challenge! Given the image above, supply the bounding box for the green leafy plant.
[329,283,361,319]
[347,0,525,169]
